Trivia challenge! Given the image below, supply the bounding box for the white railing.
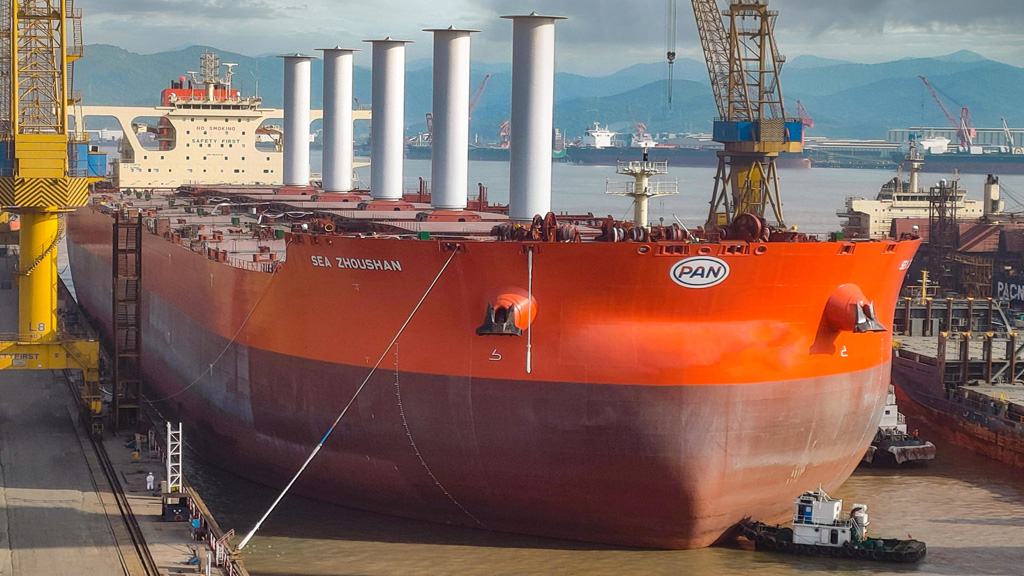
[605,179,679,196]
[615,159,669,174]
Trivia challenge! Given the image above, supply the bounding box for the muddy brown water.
[186,415,1024,576]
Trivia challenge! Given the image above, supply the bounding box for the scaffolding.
[928,178,960,292]
[113,209,142,430]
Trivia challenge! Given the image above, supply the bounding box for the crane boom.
[469,72,491,119]
[688,0,800,228]
[796,100,813,128]
[919,75,974,150]
[691,0,732,118]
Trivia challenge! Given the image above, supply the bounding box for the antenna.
[250,60,261,99]
[224,63,238,97]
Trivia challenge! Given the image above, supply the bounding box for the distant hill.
[75,44,1024,141]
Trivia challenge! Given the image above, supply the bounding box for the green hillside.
[75,44,1024,141]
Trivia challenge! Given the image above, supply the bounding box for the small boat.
[862,384,936,465]
[741,487,927,563]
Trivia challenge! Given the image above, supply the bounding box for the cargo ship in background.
[888,113,1024,175]
[889,137,1024,175]
[404,120,567,162]
[892,295,1024,470]
[66,13,919,550]
[565,123,811,168]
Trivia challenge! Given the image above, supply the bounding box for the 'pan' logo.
[670,257,730,288]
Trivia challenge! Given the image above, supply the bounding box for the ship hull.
[891,356,1024,469]
[68,206,915,548]
[406,146,562,162]
[567,146,811,169]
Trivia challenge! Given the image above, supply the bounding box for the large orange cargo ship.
[65,12,919,550]
[67,196,919,548]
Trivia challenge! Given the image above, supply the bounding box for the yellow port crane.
[0,0,102,430]
[690,0,802,229]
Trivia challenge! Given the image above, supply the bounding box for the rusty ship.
[66,12,920,549]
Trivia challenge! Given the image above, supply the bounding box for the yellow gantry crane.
[690,0,802,229]
[0,0,102,430]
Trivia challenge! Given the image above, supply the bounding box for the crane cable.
[666,0,677,107]
[237,247,460,550]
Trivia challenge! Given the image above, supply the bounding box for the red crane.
[469,73,492,120]
[796,100,814,129]
[795,100,813,145]
[919,76,975,150]
[424,73,491,141]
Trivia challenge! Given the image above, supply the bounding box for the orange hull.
[68,205,919,548]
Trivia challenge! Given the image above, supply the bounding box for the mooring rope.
[237,247,459,550]
[145,250,282,404]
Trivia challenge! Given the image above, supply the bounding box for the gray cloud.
[86,0,289,21]
[79,0,1024,73]
[771,0,1024,35]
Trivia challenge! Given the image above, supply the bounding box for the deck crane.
[0,0,103,431]
[690,0,802,228]
[918,75,976,150]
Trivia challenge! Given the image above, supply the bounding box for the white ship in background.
[838,142,992,239]
[75,52,369,190]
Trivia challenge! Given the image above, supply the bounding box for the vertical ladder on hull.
[112,209,142,430]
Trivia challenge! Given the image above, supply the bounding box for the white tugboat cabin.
[792,487,867,547]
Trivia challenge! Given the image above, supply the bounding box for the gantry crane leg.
[0,0,103,433]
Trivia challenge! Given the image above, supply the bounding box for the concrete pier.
[1,251,246,575]
[0,370,127,574]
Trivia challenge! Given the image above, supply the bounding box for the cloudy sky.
[83,0,1024,74]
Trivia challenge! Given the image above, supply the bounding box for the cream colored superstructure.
[838,178,985,239]
[75,102,370,189]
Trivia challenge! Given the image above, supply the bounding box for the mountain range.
[75,45,1024,142]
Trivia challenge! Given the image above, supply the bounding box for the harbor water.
[69,160,1024,575]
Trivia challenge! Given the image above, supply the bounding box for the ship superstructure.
[75,52,368,190]
[838,143,987,239]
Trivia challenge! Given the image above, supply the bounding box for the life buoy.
[324,223,335,233]
[1015,148,1023,155]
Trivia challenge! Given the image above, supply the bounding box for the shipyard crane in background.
[796,100,813,144]
[919,75,976,150]
[0,0,103,431]
[797,100,814,129]
[424,72,491,142]
[469,72,491,120]
[1002,117,1016,148]
[690,0,802,228]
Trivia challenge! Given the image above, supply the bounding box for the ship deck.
[92,186,609,266]
[896,335,1024,405]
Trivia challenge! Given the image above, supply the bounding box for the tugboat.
[742,488,927,563]
[862,384,937,465]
